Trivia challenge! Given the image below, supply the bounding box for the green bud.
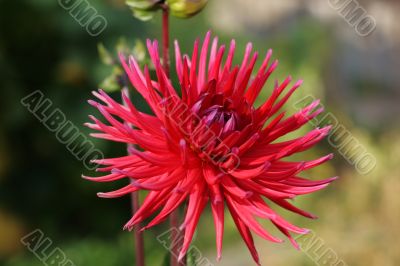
[125,0,161,21]
[125,0,208,20]
[167,0,208,18]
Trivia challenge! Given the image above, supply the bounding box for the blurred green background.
[1,0,399,265]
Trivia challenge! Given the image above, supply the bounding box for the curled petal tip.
[118,52,127,62]
[295,79,304,86]
[146,38,152,46]
[326,176,340,183]
[81,174,90,180]
[123,224,134,232]
[321,125,332,132]
[177,252,186,263]
[87,99,97,106]
[179,222,186,231]
[292,241,300,251]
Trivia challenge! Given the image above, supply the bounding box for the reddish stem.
[131,190,145,266]
[170,209,180,266]
[124,88,145,266]
[161,6,186,266]
[162,7,170,77]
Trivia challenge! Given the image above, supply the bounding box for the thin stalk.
[161,6,186,266]
[162,6,170,77]
[123,86,145,266]
[131,189,145,266]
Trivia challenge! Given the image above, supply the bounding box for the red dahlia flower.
[84,32,336,265]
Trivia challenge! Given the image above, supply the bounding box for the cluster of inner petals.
[84,31,336,265]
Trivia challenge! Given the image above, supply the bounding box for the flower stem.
[131,189,145,266]
[161,6,186,266]
[162,6,170,77]
[123,87,145,266]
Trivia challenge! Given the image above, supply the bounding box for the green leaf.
[98,43,114,65]
[97,38,149,93]
[132,40,146,62]
[99,67,123,92]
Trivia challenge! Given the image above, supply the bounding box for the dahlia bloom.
[84,32,336,265]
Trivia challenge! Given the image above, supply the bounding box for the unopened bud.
[167,0,208,18]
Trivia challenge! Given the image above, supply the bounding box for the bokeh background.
[1,0,400,265]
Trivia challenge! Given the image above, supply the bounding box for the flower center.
[180,93,253,167]
[191,93,243,133]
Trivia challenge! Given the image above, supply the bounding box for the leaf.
[97,38,149,92]
[100,67,123,92]
[132,40,146,62]
[98,43,114,65]
[116,37,130,55]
